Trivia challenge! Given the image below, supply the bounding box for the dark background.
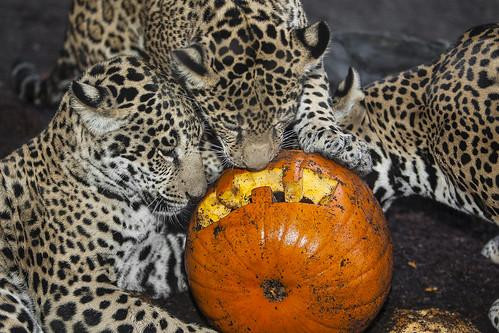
[0,0,498,331]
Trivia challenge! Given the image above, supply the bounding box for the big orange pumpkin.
[185,150,393,332]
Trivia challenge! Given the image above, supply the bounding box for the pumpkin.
[185,150,393,333]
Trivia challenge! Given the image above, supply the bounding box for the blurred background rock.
[302,0,499,85]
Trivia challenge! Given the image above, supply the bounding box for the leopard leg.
[116,231,188,300]
[294,64,372,175]
[11,0,88,106]
[480,236,499,330]
[41,279,217,332]
[11,0,144,106]
[114,131,224,300]
[0,271,42,333]
[11,46,80,107]
[490,299,499,331]
[482,235,499,264]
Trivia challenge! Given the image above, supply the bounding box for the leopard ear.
[335,67,363,98]
[71,80,108,109]
[294,21,331,60]
[70,80,126,135]
[333,67,365,120]
[172,44,214,89]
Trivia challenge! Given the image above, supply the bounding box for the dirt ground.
[0,0,498,332]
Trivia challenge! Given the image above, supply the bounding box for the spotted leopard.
[12,0,372,176]
[0,56,216,332]
[331,24,498,330]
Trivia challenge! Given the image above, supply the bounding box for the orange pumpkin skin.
[186,150,393,333]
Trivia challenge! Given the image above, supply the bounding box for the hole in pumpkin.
[272,191,285,203]
[213,225,224,238]
[299,197,314,204]
[251,191,314,204]
[261,279,288,302]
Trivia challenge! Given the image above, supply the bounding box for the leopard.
[0,55,218,332]
[11,0,372,178]
[330,23,498,330]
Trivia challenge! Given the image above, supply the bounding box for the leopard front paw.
[490,299,499,330]
[116,233,188,299]
[482,235,499,265]
[300,130,373,176]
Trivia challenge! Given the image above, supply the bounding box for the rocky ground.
[0,0,498,332]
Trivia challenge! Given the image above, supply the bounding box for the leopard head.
[67,57,207,217]
[172,5,330,170]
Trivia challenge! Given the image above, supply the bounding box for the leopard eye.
[158,148,177,163]
[223,123,243,137]
[224,123,240,132]
[274,113,294,127]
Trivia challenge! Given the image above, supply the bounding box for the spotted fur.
[12,0,371,175]
[332,24,498,330]
[1,56,216,332]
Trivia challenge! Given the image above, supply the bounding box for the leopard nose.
[186,177,207,200]
[242,142,273,171]
[181,153,208,200]
[186,192,203,203]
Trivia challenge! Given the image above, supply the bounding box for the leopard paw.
[116,233,188,299]
[300,130,373,176]
[490,299,499,331]
[482,235,499,265]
